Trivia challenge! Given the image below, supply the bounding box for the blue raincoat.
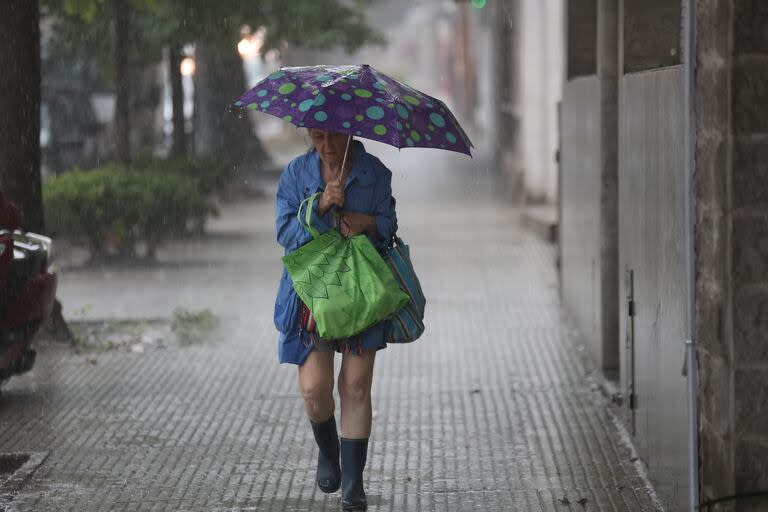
[274,140,398,365]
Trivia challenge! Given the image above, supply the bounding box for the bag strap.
[297,192,322,240]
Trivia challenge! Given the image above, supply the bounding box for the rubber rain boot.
[340,437,368,511]
[310,416,341,493]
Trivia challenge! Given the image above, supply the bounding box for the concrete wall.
[618,67,689,511]
[561,78,602,365]
[695,1,768,509]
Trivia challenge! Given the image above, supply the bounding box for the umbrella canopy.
[232,64,473,156]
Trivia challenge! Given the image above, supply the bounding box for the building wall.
[561,1,690,508]
[561,0,768,508]
[560,0,619,373]
[618,67,689,511]
[561,78,602,367]
[518,0,563,203]
[489,0,562,203]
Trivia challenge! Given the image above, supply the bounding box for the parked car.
[0,193,57,384]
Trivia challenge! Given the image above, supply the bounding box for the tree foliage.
[43,0,385,81]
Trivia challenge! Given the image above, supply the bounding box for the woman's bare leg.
[298,350,336,422]
[338,350,376,438]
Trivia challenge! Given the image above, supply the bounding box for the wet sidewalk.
[0,144,661,511]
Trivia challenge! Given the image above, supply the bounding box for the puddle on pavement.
[0,452,48,501]
[0,453,29,478]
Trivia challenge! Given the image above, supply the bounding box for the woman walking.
[274,128,397,511]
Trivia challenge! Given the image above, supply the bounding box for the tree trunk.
[114,0,131,164]
[194,43,272,171]
[169,45,187,157]
[0,1,72,344]
[0,0,43,233]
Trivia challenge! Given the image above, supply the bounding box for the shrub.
[131,154,238,233]
[171,307,218,345]
[44,166,211,261]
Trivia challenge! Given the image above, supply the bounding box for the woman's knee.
[300,378,334,406]
[298,352,334,411]
[338,372,372,404]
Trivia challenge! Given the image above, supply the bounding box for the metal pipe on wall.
[682,0,699,509]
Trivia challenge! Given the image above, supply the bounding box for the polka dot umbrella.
[231,64,473,156]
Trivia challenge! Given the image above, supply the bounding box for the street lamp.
[237,26,267,59]
[237,38,252,58]
[180,57,196,77]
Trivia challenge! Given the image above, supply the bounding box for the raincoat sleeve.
[276,162,332,252]
[371,166,397,250]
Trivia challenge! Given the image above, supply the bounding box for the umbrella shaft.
[339,134,352,182]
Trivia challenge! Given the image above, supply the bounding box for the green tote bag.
[282,192,409,340]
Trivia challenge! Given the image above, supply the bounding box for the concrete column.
[695,0,768,508]
[598,0,620,373]
[491,0,522,197]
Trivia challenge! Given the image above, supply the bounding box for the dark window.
[567,0,598,79]
[623,0,682,73]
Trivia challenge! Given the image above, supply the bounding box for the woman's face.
[308,129,349,169]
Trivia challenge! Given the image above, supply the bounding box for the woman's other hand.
[318,181,344,215]
[339,211,376,238]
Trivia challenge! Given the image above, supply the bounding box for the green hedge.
[44,164,213,261]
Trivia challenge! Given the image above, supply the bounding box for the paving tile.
[1,148,659,511]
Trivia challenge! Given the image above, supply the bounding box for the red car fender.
[0,340,30,374]
[0,237,11,289]
[0,192,21,230]
[1,272,58,328]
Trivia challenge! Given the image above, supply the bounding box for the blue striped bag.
[383,236,426,343]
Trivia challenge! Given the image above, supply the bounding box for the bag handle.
[297,192,322,240]
[387,235,404,249]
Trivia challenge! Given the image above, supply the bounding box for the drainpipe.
[682,0,699,510]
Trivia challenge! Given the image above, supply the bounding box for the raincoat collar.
[303,140,376,194]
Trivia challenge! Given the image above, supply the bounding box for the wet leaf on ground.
[66,309,219,353]
[69,319,169,353]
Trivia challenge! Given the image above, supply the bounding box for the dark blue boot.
[340,438,368,511]
[310,416,341,493]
